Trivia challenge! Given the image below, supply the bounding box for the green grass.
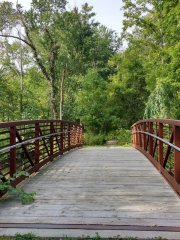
[0,232,168,240]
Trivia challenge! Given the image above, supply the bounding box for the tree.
[0,37,53,121]
[77,69,109,134]
[121,0,180,120]
[107,38,148,129]
[0,0,67,118]
[58,4,120,121]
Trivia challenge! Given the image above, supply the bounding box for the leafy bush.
[106,129,132,146]
[15,233,36,240]
[0,171,36,204]
[83,132,106,146]
[83,129,132,146]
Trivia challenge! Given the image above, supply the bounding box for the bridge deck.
[0,147,180,237]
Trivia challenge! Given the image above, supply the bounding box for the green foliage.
[0,232,168,240]
[83,129,132,146]
[83,132,106,146]
[107,40,149,129]
[120,0,180,121]
[144,78,180,119]
[106,129,132,146]
[0,0,180,137]
[0,171,36,204]
[77,69,110,134]
[15,232,36,240]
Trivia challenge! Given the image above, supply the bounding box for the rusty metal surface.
[0,224,180,232]
[132,119,180,127]
[132,119,180,195]
[0,120,82,128]
[0,120,83,191]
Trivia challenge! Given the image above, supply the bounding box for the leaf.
[151,224,157,227]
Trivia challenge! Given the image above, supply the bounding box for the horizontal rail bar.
[0,119,82,128]
[0,130,77,153]
[132,131,180,152]
[0,223,180,232]
[132,118,180,127]
[132,119,180,194]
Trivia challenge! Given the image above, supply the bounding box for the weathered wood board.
[0,147,180,227]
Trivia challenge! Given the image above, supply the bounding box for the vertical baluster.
[80,126,83,145]
[134,126,136,145]
[159,123,163,167]
[10,126,16,187]
[73,125,76,146]
[174,125,180,183]
[35,123,39,165]
[149,122,153,156]
[139,124,142,148]
[60,122,64,151]
[77,126,80,144]
[50,122,54,160]
[134,125,136,146]
[131,126,134,145]
[143,122,146,150]
[68,123,71,148]
[136,125,139,146]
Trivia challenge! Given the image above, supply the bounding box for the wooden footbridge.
[0,119,180,239]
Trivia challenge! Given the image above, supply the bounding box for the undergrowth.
[83,129,132,146]
[0,232,168,240]
[0,171,36,204]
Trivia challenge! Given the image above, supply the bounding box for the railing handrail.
[132,130,180,152]
[0,130,77,154]
[0,119,82,128]
[132,119,180,195]
[132,118,180,127]
[0,119,83,188]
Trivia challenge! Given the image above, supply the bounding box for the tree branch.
[16,7,51,83]
[44,27,58,83]
[0,34,32,48]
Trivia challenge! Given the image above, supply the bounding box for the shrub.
[106,129,132,146]
[83,132,106,146]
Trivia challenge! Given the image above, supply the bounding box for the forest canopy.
[0,0,179,142]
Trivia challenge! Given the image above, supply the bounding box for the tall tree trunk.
[60,70,66,120]
[50,83,58,119]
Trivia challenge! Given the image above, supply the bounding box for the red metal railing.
[132,119,180,195]
[0,120,83,188]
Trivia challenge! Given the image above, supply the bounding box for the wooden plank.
[0,147,180,227]
[2,209,180,220]
[1,203,180,212]
[0,216,180,227]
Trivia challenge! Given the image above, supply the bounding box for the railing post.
[149,122,153,156]
[143,122,146,150]
[35,123,39,165]
[10,126,16,179]
[80,126,83,145]
[50,122,54,160]
[73,125,76,145]
[139,124,142,148]
[68,123,71,148]
[60,122,64,151]
[174,125,180,183]
[159,123,163,167]
[77,126,80,144]
[135,125,138,146]
[133,125,136,145]
[131,126,134,145]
